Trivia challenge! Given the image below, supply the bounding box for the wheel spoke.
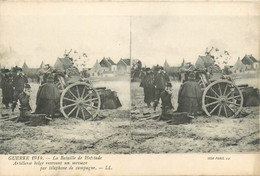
[68,106,77,116]
[68,89,78,99]
[205,95,218,100]
[62,103,77,109]
[218,84,222,96]
[76,86,80,97]
[227,95,241,100]
[83,98,98,103]
[83,103,98,109]
[225,91,233,98]
[81,86,86,98]
[227,101,240,107]
[223,105,228,117]
[82,106,92,116]
[210,104,220,114]
[223,83,228,96]
[63,97,76,102]
[210,87,220,97]
[225,104,235,114]
[218,105,222,116]
[83,92,91,100]
[75,107,80,119]
[205,101,219,107]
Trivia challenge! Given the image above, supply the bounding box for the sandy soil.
[0,82,130,154]
[130,81,260,153]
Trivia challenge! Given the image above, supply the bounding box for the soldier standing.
[153,67,169,110]
[177,72,202,118]
[35,75,60,118]
[140,68,155,107]
[12,69,28,112]
[1,69,13,108]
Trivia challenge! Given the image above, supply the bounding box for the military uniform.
[35,75,60,117]
[160,83,174,120]
[18,91,32,121]
[177,77,202,116]
[12,74,28,111]
[1,73,13,108]
[153,71,169,110]
[140,70,155,107]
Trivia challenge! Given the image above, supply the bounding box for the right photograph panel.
[130,16,259,153]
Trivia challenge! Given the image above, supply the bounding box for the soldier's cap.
[188,72,196,80]
[25,84,31,89]
[145,67,151,71]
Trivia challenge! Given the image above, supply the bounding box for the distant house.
[241,54,259,70]
[99,57,117,72]
[22,62,29,71]
[39,61,45,69]
[117,58,131,74]
[22,62,39,75]
[230,57,247,74]
[195,55,215,69]
[88,60,106,77]
[163,59,171,72]
[54,57,74,71]
[163,59,179,74]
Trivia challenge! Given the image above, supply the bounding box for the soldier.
[18,83,51,123]
[1,69,13,108]
[12,69,28,112]
[153,67,170,110]
[161,82,174,110]
[160,82,174,120]
[140,68,155,107]
[177,72,202,118]
[17,83,32,121]
[35,75,60,118]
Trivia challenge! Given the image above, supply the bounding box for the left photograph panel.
[0,7,131,154]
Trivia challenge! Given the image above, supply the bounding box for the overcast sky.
[0,3,259,69]
[132,16,259,67]
[0,14,130,68]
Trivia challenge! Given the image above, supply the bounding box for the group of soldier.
[0,68,60,122]
[140,66,202,118]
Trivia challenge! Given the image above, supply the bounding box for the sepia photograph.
[130,16,259,153]
[0,2,259,176]
[0,12,131,154]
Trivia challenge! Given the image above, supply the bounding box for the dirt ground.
[0,79,259,154]
[0,82,130,154]
[130,81,260,153]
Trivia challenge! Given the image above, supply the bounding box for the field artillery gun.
[181,66,257,118]
[43,54,121,120]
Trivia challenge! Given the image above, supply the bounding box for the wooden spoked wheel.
[202,80,243,117]
[60,82,101,120]
[55,76,67,90]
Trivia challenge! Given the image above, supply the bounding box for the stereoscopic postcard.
[0,1,259,176]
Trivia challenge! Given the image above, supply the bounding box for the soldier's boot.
[153,101,158,111]
[11,102,16,112]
